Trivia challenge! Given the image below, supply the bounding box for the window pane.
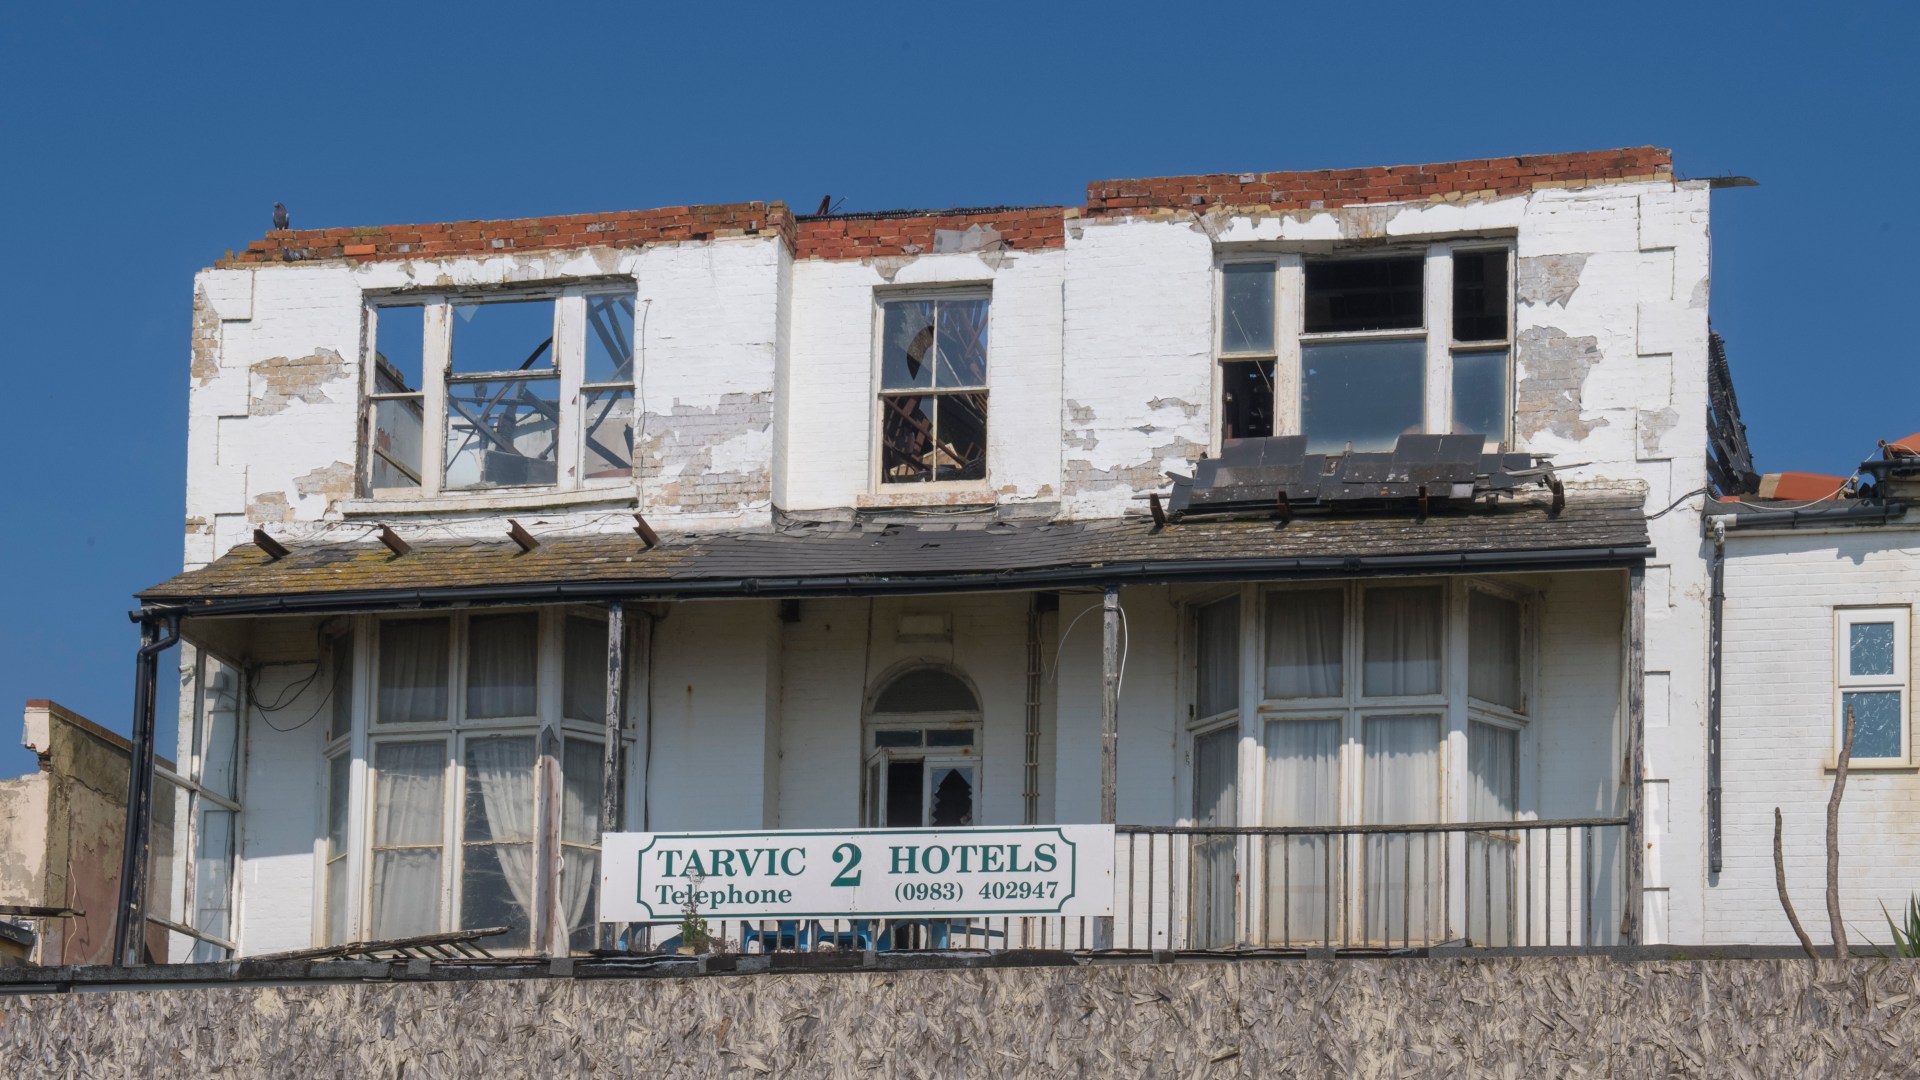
[1468,722,1517,820]
[372,397,425,490]
[925,728,974,747]
[583,294,635,384]
[1221,360,1275,442]
[581,387,634,479]
[451,298,555,374]
[879,393,933,483]
[1304,257,1424,333]
[1452,251,1507,342]
[1191,725,1238,948]
[467,614,538,719]
[1221,264,1276,353]
[373,305,425,393]
[563,617,609,724]
[1469,591,1524,710]
[562,739,604,845]
[1850,622,1897,677]
[326,753,351,945]
[148,778,182,925]
[874,729,922,748]
[198,657,242,799]
[1843,691,1903,759]
[874,669,979,713]
[1301,339,1425,454]
[193,806,235,944]
[1264,589,1344,699]
[865,759,883,827]
[1364,715,1440,824]
[928,765,974,827]
[935,298,990,388]
[885,760,923,827]
[444,376,560,489]
[1262,719,1338,945]
[378,619,448,725]
[1363,586,1443,697]
[1196,597,1241,719]
[881,300,937,390]
[328,630,354,742]
[563,847,600,954]
[369,733,445,936]
[1192,726,1238,826]
[462,736,536,949]
[933,393,987,481]
[1451,350,1508,446]
[1363,715,1442,943]
[1466,721,1518,946]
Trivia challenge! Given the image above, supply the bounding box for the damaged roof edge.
[136,544,1654,620]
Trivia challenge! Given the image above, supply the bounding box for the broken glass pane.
[1452,250,1507,343]
[1843,691,1902,759]
[444,376,560,489]
[1221,263,1276,353]
[880,393,934,483]
[935,298,990,388]
[584,294,635,384]
[1221,360,1276,441]
[882,300,937,390]
[373,305,425,393]
[452,298,555,375]
[1850,622,1896,677]
[929,766,974,827]
[934,393,988,481]
[1304,256,1424,334]
[582,387,635,479]
[1300,339,1425,454]
[372,398,425,490]
[1451,350,1508,447]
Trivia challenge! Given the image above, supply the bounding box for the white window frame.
[861,714,983,828]
[331,608,629,955]
[155,646,246,961]
[362,284,638,501]
[1211,241,1516,455]
[1833,606,1911,767]
[869,287,993,495]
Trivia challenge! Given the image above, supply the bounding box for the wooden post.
[598,601,626,952]
[1097,586,1120,950]
[1623,567,1646,944]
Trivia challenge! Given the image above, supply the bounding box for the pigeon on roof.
[272,202,290,230]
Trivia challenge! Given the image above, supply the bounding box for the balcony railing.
[630,817,1631,956]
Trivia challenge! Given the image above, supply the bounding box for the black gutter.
[111,612,181,966]
[1717,501,1907,530]
[1706,521,1726,875]
[135,544,1655,619]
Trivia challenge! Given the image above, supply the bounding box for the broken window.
[879,295,989,484]
[363,287,639,498]
[1214,245,1514,455]
[864,667,980,827]
[342,609,633,954]
[1836,608,1910,763]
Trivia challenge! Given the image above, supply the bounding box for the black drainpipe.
[1706,518,1727,876]
[112,611,181,966]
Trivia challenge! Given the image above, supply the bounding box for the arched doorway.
[863,666,981,828]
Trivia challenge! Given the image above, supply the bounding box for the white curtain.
[465,736,537,945]
[561,739,603,951]
[1265,589,1344,699]
[1189,726,1238,948]
[371,740,445,939]
[1467,721,1519,945]
[378,620,449,725]
[1262,719,1339,944]
[563,617,608,724]
[1469,591,1523,709]
[1363,587,1442,697]
[467,615,538,719]
[1196,598,1241,719]
[1363,715,1442,944]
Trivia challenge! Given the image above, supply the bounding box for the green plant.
[1880,897,1920,958]
[678,869,716,953]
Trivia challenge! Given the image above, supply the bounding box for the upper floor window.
[877,293,989,485]
[1216,245,1513,454]
[365,287,637,498]
[1835,607,1910,764]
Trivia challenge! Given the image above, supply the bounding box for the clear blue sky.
[2,1,1915,779]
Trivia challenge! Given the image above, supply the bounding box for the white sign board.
[599,825,1114,921]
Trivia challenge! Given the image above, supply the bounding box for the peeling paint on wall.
[183,516,209,536]
[248,491,291,524]
[1146,398,1202,419]
[1639,407,1679,458]
[189,287,221,386]
[1515,327,1609,441]
[1063,439,1205,494]
[1517,255,1588,308]
[250,349,349,416]
[294,461,357,511]
[638,392,773,513]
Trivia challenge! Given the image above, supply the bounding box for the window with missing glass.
[877,293,989,485]
[364,288,637,497]
[1835,607,1910,764]
[1215,245,1513,454]
[863,667,981,828]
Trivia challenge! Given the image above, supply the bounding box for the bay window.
[1215,244,1514,454]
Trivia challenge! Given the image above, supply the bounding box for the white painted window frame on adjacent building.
[1212,241,1516,456]
[1833,606,1911,768]
[360,285,638,503]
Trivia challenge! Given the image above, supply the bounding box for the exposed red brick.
[791,207,1067,261]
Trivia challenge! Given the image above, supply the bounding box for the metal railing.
[626,817,1630,956]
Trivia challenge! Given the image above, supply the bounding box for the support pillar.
[1096,585,1120,949]
[599,601,626,952]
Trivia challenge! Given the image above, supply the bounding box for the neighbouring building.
[118,145,1739,959]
